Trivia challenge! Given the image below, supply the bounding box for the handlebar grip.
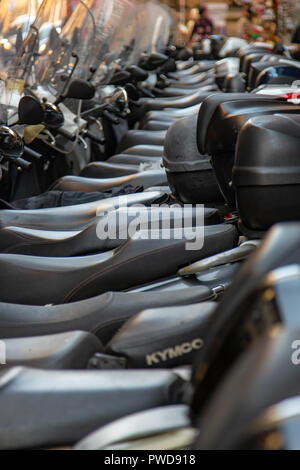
[23,146,42,160]
[14,157,32,170]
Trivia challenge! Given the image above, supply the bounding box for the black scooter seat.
[80,161,140,179]
[118,130,166,152]
[197,93,279,154]
[170,72,215,87]
[142,120,173,131]
[169,61,216,78]
[0,224,237,304]
[52,170,168,193]
[0,367,184,449]
[3,303,217,372]
[108,155,162,165]
[0,206,221,256]
[0,191,162,232]
[0,288,215,343]
[142,105,201,125]
[2,331,102,370]
[139,91,212,113]
[122,145,164,156]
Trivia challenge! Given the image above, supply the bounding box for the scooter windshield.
[0,0,41,123]
[129,0,172,65]
[87,0,138,88]
[23,0,138,95]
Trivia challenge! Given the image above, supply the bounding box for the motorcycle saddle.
[0,191,162,232]
[141,105,201,126]
[0,288,215,343]
[169,61,216,78]
[52,170,168,193]
[155,83,217,98]
[79,161,140,179]
[0,206,221,256]
[142,120,173,131]
[1,331,102,370]
[106,302,217,369]
[108,154,162,165]
[0,367,185,449]
[139,91,212,114]
[117,130,166,153]
[2,303,217,372]
[170,72,215,87]
[0,224,238,305]
[122,145,164,156]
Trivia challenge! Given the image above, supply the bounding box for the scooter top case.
[241,52,273,78]
[194,324,300,449]
[256,62,300,89]
[222,73,245,93]
[196,93,277,155]
[0,223,238,305]
[163,114,222,204]
[0,367,185,450]
[233,114,300,237]
[190,222,300,414]
[247,56,283,90]
[198,94,300,205]
[238,42,273,73]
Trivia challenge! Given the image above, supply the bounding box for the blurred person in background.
[179,5,214,47]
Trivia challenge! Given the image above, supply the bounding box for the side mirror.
[18,96,44,125]
[159,58,177,74]
[126,65,148,82]
[138,52,169,71]
[165,45,177,59]
[64,79,95,101]
[109,71,131,86]
[0,126,24,159]
[125,83,140,101]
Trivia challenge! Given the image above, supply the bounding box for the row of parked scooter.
[1,0,300,450]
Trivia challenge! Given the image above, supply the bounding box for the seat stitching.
[62,228,235,303]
